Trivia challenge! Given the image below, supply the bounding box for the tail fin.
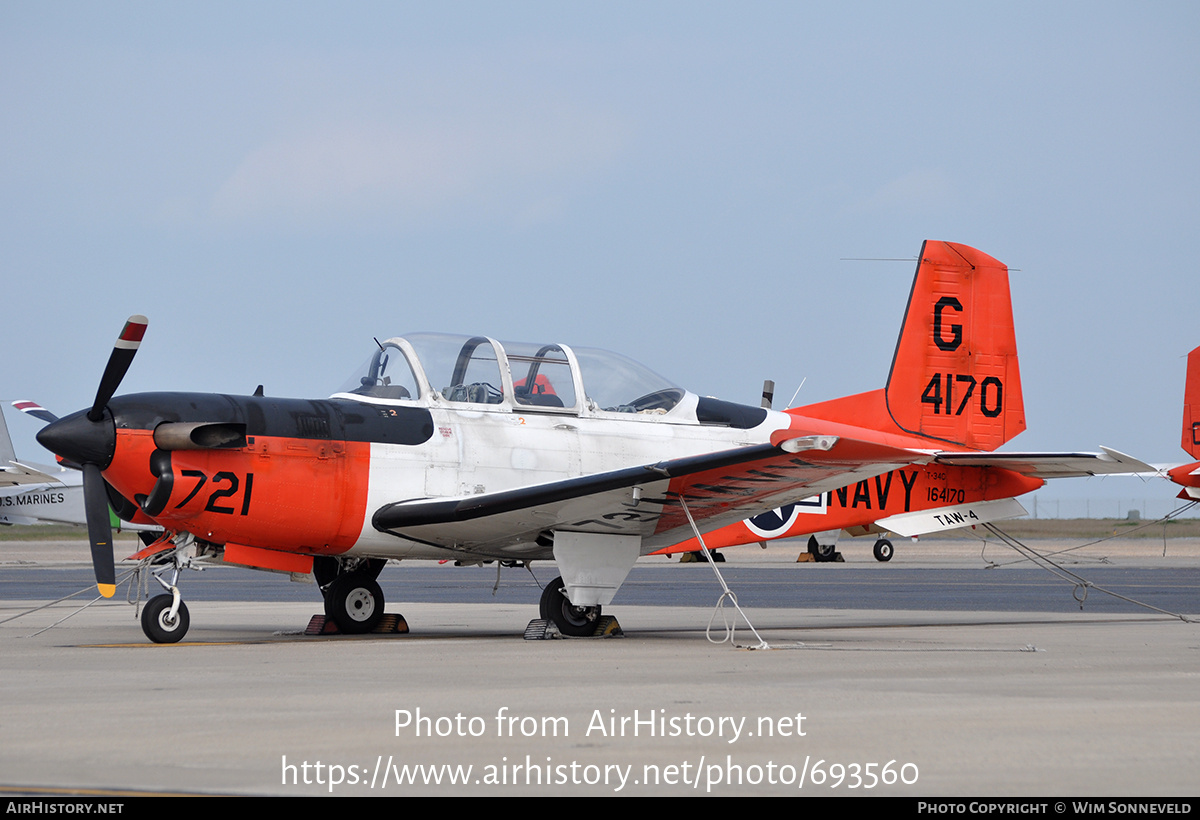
[794,241,1025,451]
[1181,346,1200,459]
[885,241,1025,450]
[0,404,15,464]
[12,400,59,424]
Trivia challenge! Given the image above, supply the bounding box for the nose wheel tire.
[539,576,601,637]
[873,538,894,562]
[141,595,190,643]
[324,573,385,634]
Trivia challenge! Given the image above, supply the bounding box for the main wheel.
[324,572,385,634]
[873,538,894,562]
[141,595,190,643]
[539,576,601,637]
[808,535,836,562]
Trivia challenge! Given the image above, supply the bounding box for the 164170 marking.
[921,373,1003,417]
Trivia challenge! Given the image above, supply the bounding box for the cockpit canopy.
[333,332,686,416]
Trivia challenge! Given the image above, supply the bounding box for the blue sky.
[2,1,1198,506]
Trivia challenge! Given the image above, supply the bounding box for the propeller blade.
[88,315,147,423]
[82,463,116,598]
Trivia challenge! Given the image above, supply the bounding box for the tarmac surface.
[1,534,1197,796]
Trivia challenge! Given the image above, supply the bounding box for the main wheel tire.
[324,573,385,634]
[808,536,836,562]
[873,538,895,562]
[141,595,190,643]
[539,576,601,637]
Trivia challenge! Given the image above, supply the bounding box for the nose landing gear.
[140,548,193,643]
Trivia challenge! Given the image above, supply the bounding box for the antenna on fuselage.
[786,378,807,410]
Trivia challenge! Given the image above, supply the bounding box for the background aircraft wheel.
[873,539,894,562]
[539,576,600,637]
[324,573,384,634]
[141,595,190,643]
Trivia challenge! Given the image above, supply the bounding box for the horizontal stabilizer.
[877,497,1028,537]
[933,447,1152,479]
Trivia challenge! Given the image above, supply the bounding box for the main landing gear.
[315,557,388,634]
[323,573,385,633]
[873,538,895,562]
[807,535,840,562]
[539,576,602,637]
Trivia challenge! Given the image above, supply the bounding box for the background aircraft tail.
[0,404,16,464]
[794,240,1026,452]
[1181,346,1200,459]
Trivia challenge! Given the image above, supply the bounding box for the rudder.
[1181,346,1200,459]
[884,241,1025,451]
[0,404,15,465]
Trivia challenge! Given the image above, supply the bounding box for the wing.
[933,446,1153,479]
[0,461,67,487]
[372,435,926,556]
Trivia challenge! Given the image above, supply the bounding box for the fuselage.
[90,387,801,562]
[38,330,1032,568]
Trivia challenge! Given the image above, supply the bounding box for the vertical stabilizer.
[0,404,16,465]
[884,241,1025,451]
[1182,346,1200,459]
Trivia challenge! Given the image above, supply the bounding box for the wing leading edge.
[372,435,927,556]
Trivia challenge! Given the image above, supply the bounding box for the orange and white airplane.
[1167,345,1200,498]
[35,241,1147,642]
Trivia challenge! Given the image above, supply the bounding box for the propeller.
[38,315,147,598]
[90,316,148,422]
[83,463,116,596]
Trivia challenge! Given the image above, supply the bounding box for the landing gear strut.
[139,541,194,643]
[539,576,601,637]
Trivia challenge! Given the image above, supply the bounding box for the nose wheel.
[539,576,601,637]
[141,594,190,643]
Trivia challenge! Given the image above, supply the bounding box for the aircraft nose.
[36,409,117,469]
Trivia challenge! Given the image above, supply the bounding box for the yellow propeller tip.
[98,584,116,599]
